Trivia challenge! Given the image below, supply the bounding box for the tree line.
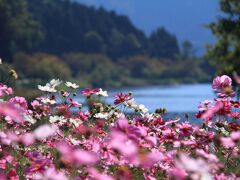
[0,0,180,61]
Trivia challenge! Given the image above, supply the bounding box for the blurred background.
[0,0,239,113]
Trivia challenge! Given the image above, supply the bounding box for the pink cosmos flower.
[7,168,18,180]
[34,167,68,180]
[0,84,13,97]
[33,124,56,140]
[139,149,163,168]
[68,99,82,108]
[212,75,232,90]
[20,133,35,146]
[88,168,114,180]
[201,101,224,122]
[24,151,52,178]
[168,167,188,180]
[0,102,24,123]
[220,131,240,148]
[114,117,141,141]
[9,96,28,111]
[177,122,193,137]
[82,88,100,96]
[175,153,211,178]
[108,130,138,158]
[114,92,132,105]
[56,141,99,166]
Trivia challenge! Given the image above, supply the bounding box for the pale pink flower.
[0,102,24,123]
[21,133,35,146]
[212,75,232,90]
[9,96,28,111]
[56,141,99,166]
[0,84,13,97]
[88,168,114,180]
[33,167,68,180]
[33,124,56,140]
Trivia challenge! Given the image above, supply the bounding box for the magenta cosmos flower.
[212,75,232,90]
[114,92,132,105]
[82,88,100,96]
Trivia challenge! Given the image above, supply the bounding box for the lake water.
[105,84,214,113]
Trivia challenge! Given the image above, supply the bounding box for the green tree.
[84,31,105,53]
[181,41,195,60]
[149,27,179,59]
[13,53,71,80]
[0,0,42,60]
[206,0,240,75]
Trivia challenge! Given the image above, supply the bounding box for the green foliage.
[149,27,180,59]
[13,53,71,80]
[62,53,128,87]
[206,0,240,75]
[0,0,181,60]
[0,0,42,60]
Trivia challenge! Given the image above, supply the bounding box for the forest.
[0,0,213,95]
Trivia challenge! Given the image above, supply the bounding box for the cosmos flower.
[38,79,62,93]
[65,81,79,89]
[82,88,100,96]
[0,102,24,123]
[212,75,232,90]
[0,84,13,97]
[96,88,108,97]
[33,124,56,140]
[114,92,132,105]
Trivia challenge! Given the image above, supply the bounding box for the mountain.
[77,0,219,55]
[26,0,179,59]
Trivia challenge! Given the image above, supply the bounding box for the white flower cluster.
[49,116,67,126]
[24,114,37,124]
[96,88,108,97]
[65,82,79,89]
[94,110,122,120]
[41,97,56,105]
[124,98,148,113]
[49,116,82,127]
[38,79,62,93]
[69,118,82,127]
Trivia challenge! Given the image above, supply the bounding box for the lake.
[105,83,214,113]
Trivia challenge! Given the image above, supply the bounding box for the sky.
[77,0,220,55]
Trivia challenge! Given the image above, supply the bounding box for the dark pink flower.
[82,88,100,96]
[114,92,132,105]
[0,84,13,97]
[24,151,52,178]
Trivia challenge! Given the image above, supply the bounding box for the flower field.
[0,75,239,180]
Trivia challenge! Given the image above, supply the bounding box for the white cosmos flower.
[96,88,108,97]
[49,116,66,125]
[38,79,62,93]
[124,99,138,109]
[24,115,36,124]
[49,79,62,88]
[38,85,57,93]
[65,81,79,89]
[69,118,82,127]
[94,112,109,119]
[0,58,2,64]
[138,104,148,113]
[41,98,56,105]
